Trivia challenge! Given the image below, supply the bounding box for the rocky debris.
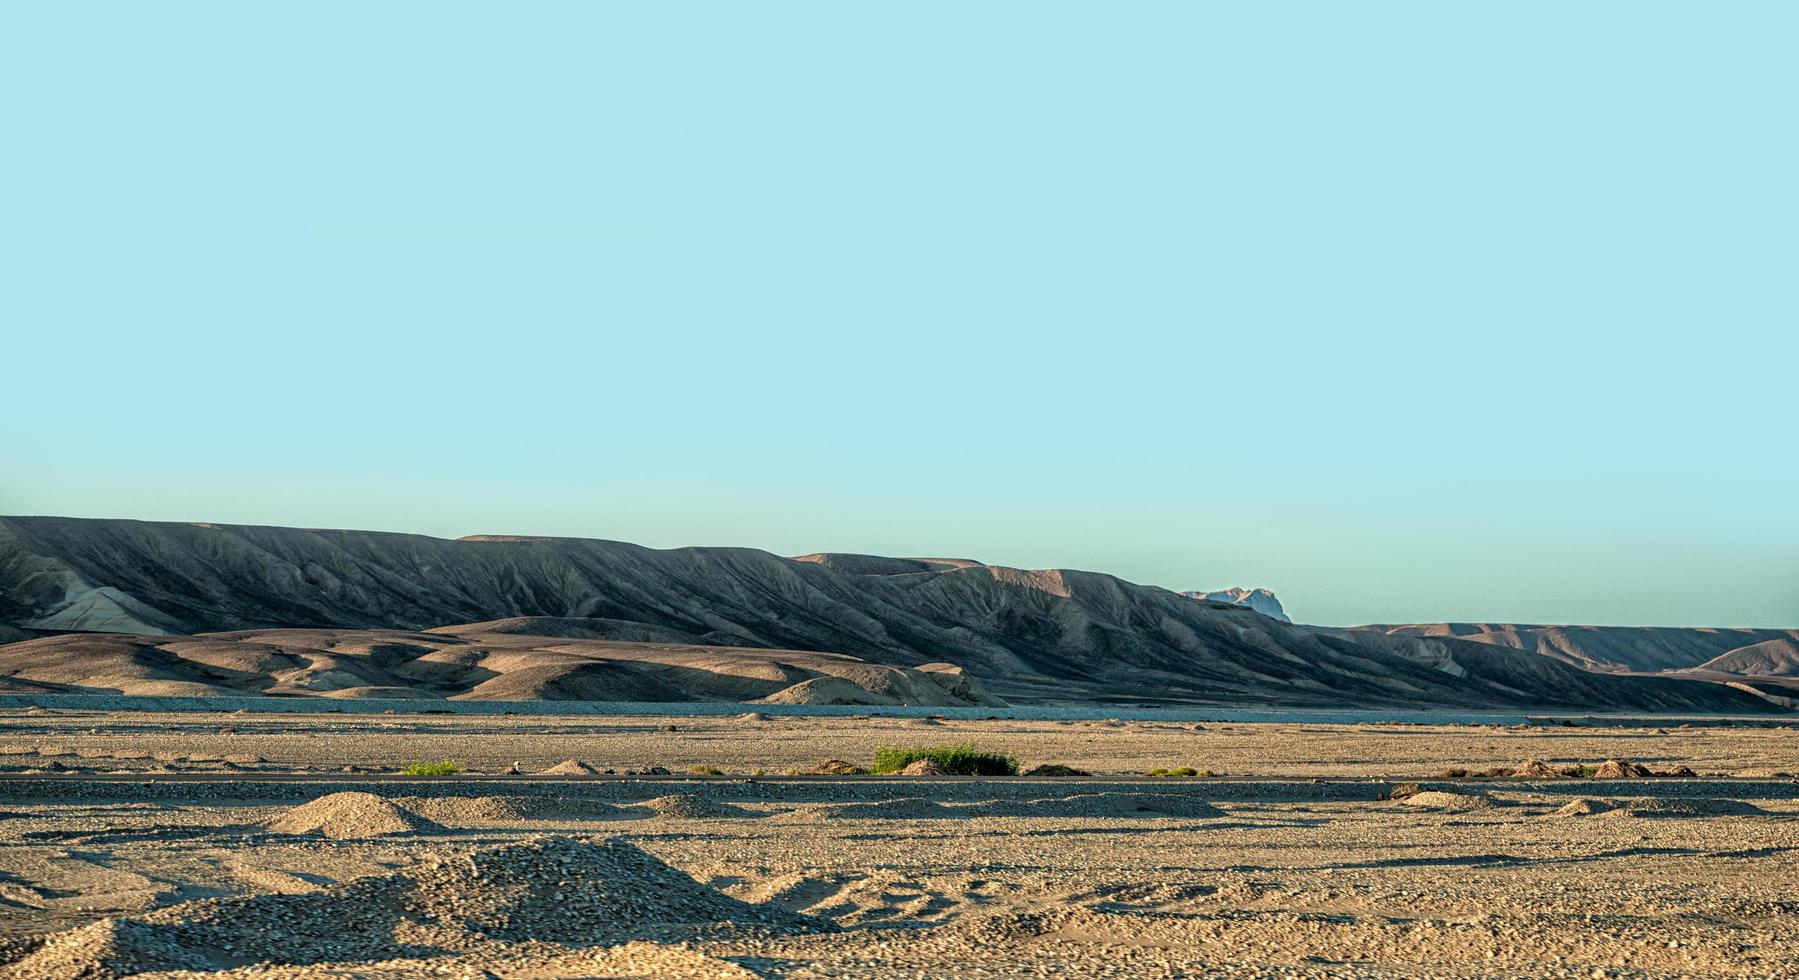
[1022,764,1090,777]
[898,758,950,776]
[539,759,600,776]
[1396,790,1494,811]
[1386,782,1424,801]
[2,917,211,977]
[265,792,443,839]
[1592,759,1655,779]
[5,836,828,976]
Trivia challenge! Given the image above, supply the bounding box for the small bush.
[689,764,723,776]
[870,742,1018,776]
[401,759,462,777]
[1146,767,1199,778]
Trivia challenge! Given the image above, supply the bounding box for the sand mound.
[633,794,747,819]
[8,837,827,976]
[266,792,443,839]
[735,712,771,722]
[540,759,601,775]
[1396,790,1494,811]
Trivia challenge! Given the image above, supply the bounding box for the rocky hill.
[0,516,1780,712]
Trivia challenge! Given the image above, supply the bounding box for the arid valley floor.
[1,709,1795,977]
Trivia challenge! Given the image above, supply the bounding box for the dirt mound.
[801,758,866,775]
[1510,759,1563,778]
[266,792,443,839]
[395,791,640,819]
[633,794,748,819]
[540,759,600,775]
[1601,797,1768,819]
[778,798,954,822]
[1396,790,1494,811]
[6,837,827,976]
[395,795,538,823]
[898,758,949,775]
[402,795,627,822]
[2,918,211,978]
[1592,759,1654,779]
[1551,797,1618,817]
[1023,764,1090,777]
[735,712,771,722]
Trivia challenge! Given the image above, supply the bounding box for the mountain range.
[0,516,1783,712]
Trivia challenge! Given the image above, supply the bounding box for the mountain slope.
[0,516,1779,712]
[1360,623,1799,675]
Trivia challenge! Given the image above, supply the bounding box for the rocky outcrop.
[1183,587,1290,623]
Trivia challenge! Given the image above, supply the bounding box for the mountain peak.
[1183,587,1291,623]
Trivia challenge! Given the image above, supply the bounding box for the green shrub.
[401,759,462,777]
[1146,767,1201,778]
[870,742,1019,776]
[689,764,723,776]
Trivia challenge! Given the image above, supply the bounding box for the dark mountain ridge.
[0,516,1780,712]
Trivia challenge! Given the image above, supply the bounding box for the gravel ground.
[0,709,1796,978]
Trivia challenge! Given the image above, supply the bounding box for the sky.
[2,3,1794,628]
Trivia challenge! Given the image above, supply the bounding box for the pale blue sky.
[3,3,1794,627]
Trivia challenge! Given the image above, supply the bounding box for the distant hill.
[1183,587,1290,623]
[1359,623,1799,675]
[0,516,1780,712]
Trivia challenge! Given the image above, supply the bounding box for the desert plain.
[0,707,1795,978]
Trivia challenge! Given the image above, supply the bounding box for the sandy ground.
[1,709,1796,978]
